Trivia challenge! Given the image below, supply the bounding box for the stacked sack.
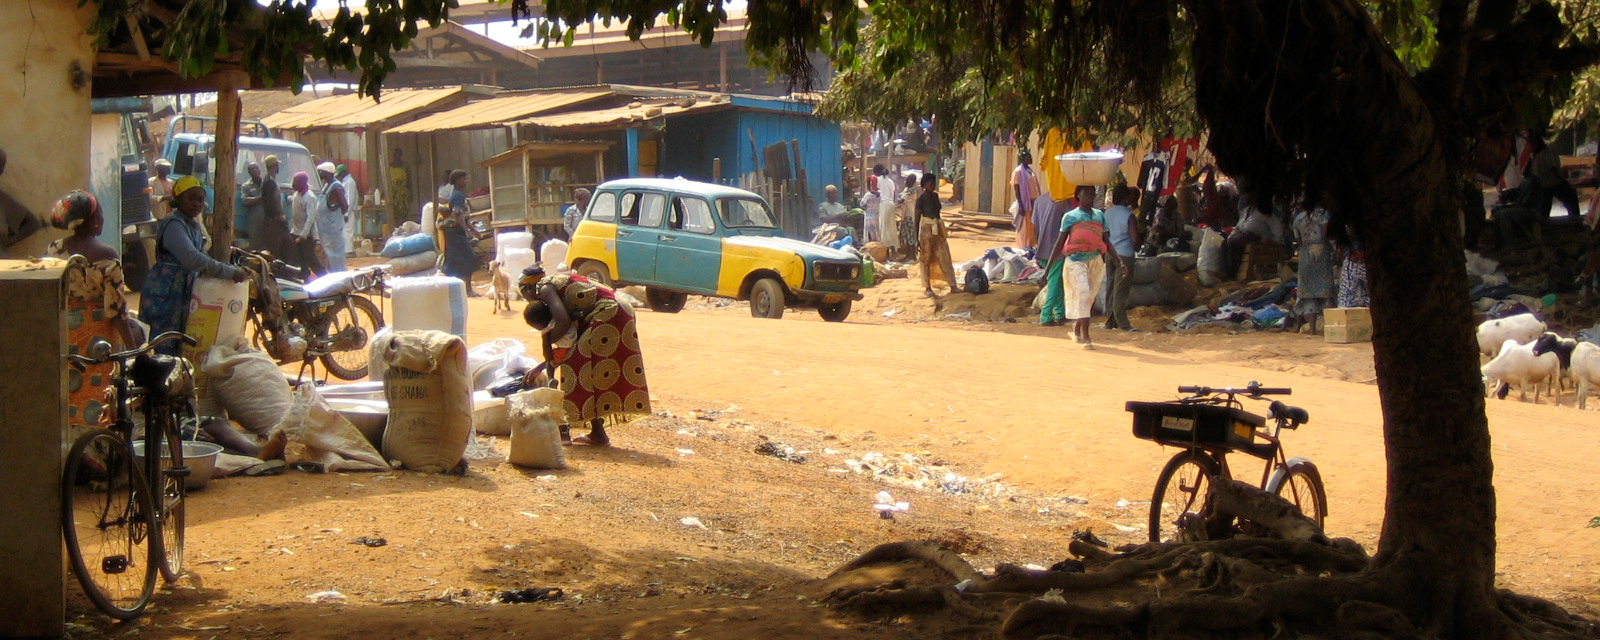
[382,222,439,276]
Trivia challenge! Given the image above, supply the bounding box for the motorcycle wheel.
[319,295,385,380]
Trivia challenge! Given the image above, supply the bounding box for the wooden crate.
[1237,243,1285,281]
[1324,307,1373,343]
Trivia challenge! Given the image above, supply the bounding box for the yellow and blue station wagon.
[566,178,866,321]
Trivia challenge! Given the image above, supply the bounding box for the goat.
[1532,332,1600,409]
[487,259,512,313]
[1477,313,1546,358]
[1481,339,1560,403]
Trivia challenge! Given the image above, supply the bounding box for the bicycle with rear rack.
[62,331,198,619]
[1127,381,1327,543]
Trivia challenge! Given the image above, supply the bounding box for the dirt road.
[79,262,1598,639]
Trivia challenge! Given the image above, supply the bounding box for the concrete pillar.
[0,2,95,259]
[0,261,68,638]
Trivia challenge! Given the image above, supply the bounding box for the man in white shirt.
[337,164,360,255]
[149,159,174,220]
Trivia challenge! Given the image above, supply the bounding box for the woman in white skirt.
[1058,185,1109,349]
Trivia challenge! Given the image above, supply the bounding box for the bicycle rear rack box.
[1127,401,1264,450]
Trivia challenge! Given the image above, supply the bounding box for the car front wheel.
[748,278,785,320]
[575,261,612,287]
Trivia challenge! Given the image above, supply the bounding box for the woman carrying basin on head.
[518,265,651,447]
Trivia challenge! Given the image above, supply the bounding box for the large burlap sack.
[380,330,472,473]
[202,337,292,436]
[387,250,439,276]
[274,384,389,472]
[507,387,566,469]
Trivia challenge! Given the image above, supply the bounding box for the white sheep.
[1481,339,1559,403]
[1477,314,1547,358]
[1532,332,1600,409]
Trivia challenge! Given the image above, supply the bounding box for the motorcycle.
[232,247,387,381]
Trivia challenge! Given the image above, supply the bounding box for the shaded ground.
[71,233,1600,638]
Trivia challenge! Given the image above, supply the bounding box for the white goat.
[1531,332,1600,409]
[1477,313,1547,358]
[1481,339,1560,403]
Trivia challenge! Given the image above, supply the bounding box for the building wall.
[0,1,96,258]
[656,106,841,210]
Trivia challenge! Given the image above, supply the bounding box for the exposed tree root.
[825,537,1596,639]
[1209,479,1327,543]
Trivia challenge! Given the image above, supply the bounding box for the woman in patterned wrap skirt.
[519,266,651,446]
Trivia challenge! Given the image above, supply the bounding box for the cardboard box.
[1324,307,1373,343]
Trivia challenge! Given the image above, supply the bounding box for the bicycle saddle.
[1269,400,1309,427]
[132,353,193,400]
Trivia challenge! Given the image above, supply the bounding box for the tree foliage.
[83,0,454,98]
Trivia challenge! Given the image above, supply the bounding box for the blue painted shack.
[518,86,842,238]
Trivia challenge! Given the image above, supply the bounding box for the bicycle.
[62,331,197,619]
[1127,381,1327,543]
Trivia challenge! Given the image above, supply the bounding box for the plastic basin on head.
[1055,151,1125,186]
[134,440,224,491]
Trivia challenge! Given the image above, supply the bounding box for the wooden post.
[209,73,244,260]
[712,157,721,183]
[719,45,729,93]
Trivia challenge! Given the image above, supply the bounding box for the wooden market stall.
[479,141,611,234]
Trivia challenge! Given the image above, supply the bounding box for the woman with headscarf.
[439,169,480,291]
[139,176,247,354]
[49,192,139,447]
[1292,204,1335,331]
[517,265,651,446]
[314,162,348,272]
[287,171,325,276]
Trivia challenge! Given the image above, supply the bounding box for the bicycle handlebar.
[67,332,197,370]
[1177,382,1292,397]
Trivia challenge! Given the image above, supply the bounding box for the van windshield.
[717,198,778,229]
[235,146,320,191]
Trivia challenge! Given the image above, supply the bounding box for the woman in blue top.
[1058,185,1110,349]
[439,169,481,292]
[139,176,247,354]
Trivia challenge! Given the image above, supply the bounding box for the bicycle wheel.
[1148,450,1225,543]
[62,429,157,620]
[320,295,383,380]
[1267,457,1328,530]
[150,401,191,582]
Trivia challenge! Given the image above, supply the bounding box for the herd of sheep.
[1477,313,1600,408]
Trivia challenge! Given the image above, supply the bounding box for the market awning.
[384,87,614,134]
[511,98,727,132]
[262,87,467,131]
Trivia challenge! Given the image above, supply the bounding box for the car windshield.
[718,197,778,229]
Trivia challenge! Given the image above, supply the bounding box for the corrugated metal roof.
[262,87,465,131]
[384,87,615,134]
[513,100,725,131]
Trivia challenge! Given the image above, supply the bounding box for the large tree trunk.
[1189,0,1501,633]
